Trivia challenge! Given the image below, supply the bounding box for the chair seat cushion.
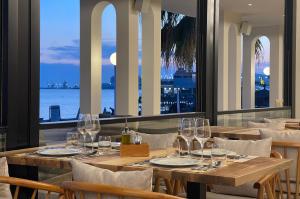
[0,157,12,199]
[131,131,178,150]
[214,137,272,157]
[71,160,153,191]
[248,121,285,130]
[260,128,300,193]
[207,192,255,199]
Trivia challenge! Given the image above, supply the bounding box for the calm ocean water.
[40,89,115,120]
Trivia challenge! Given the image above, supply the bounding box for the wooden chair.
[252,151,284,199]
[272,141,300,199]
[62,181,183,199]
[254,171,283,199]
[0,176,64,199]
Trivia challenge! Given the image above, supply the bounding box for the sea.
[40,89,115,120]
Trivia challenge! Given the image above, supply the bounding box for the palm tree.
[161,11,264,69]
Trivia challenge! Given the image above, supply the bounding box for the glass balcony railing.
[217,107,292,127]
[39,112,204,146]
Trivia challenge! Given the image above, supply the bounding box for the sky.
[40,0,117,87]
[40,0,271,87]
[255,36,270,74]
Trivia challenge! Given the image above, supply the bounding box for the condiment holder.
[120,143,150,157]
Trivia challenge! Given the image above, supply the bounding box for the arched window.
[101,4,116,116]
[254,36,270,108]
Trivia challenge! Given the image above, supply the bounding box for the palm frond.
[161,11,196,69]
[161,11,265,69]
[255,39,264,63]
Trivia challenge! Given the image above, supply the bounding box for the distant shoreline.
[40,88,115,90]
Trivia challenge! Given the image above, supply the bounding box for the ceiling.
[162,0,285,27]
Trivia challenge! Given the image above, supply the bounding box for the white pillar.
[218,11,242,111]
[218,11,229,111]
[141,0,161,115]
[269,31,284,107]
[80,0,108,114]
[115,0,139,116]
[228,25,242,110]
[295,0,300,118]
[242,37,256,109]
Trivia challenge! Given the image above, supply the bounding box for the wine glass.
[77,114,88,152]
[85,114,101,153]
[180,118,195,156]
[194,118,211,160]
[98,136,112,156]
[65,132,79,149]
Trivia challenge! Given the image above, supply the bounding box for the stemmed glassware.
[194,118,211,160]
[180,118,195,156]
[85,114,101,153]
[77,114,89,152]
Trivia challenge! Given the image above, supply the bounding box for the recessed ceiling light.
[248,3,253,6]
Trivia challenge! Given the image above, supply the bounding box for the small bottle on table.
[121,118,131,144]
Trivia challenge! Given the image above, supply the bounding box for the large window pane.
[160,1,197,114]
[218,0,285,111]
[40,0,80,121]
[40,0,199,121]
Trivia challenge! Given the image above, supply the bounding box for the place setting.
[129,118,226,171]
[132,118,255,172]
[34,114,119,158]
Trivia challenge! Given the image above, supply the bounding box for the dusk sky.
[40,0,270,87]
[40,0,117,87]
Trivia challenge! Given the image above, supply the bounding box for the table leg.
[187,181,207,199]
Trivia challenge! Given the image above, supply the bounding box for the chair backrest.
[0,176,64,199]
[272,141,300,198]
[62,181,183,199]
[253,151,285,199]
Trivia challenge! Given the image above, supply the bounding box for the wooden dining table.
[285,123,300,130]
[210,126,261,140]
[0,145,292,199]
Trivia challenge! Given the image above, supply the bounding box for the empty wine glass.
[194,118,211,160]
[180,118,195,156]
[77,114,89,152]
[85,114,101,153]
[211,142,227,167]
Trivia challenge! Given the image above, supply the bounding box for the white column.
[141,0,161,115]
[80,0,107,114]
[115,0,139,115]
[269,32,284,107]
[218,11,229,111]
[295,0,300,118]
[242,37,256,109]
[228,25,242,110]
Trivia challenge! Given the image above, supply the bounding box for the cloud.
[40,39,144,66]
[41,40,80,65]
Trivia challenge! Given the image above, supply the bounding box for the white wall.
[218,11,242,111]
[242,25,284,109]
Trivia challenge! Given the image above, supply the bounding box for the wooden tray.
[120,144,149,157]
